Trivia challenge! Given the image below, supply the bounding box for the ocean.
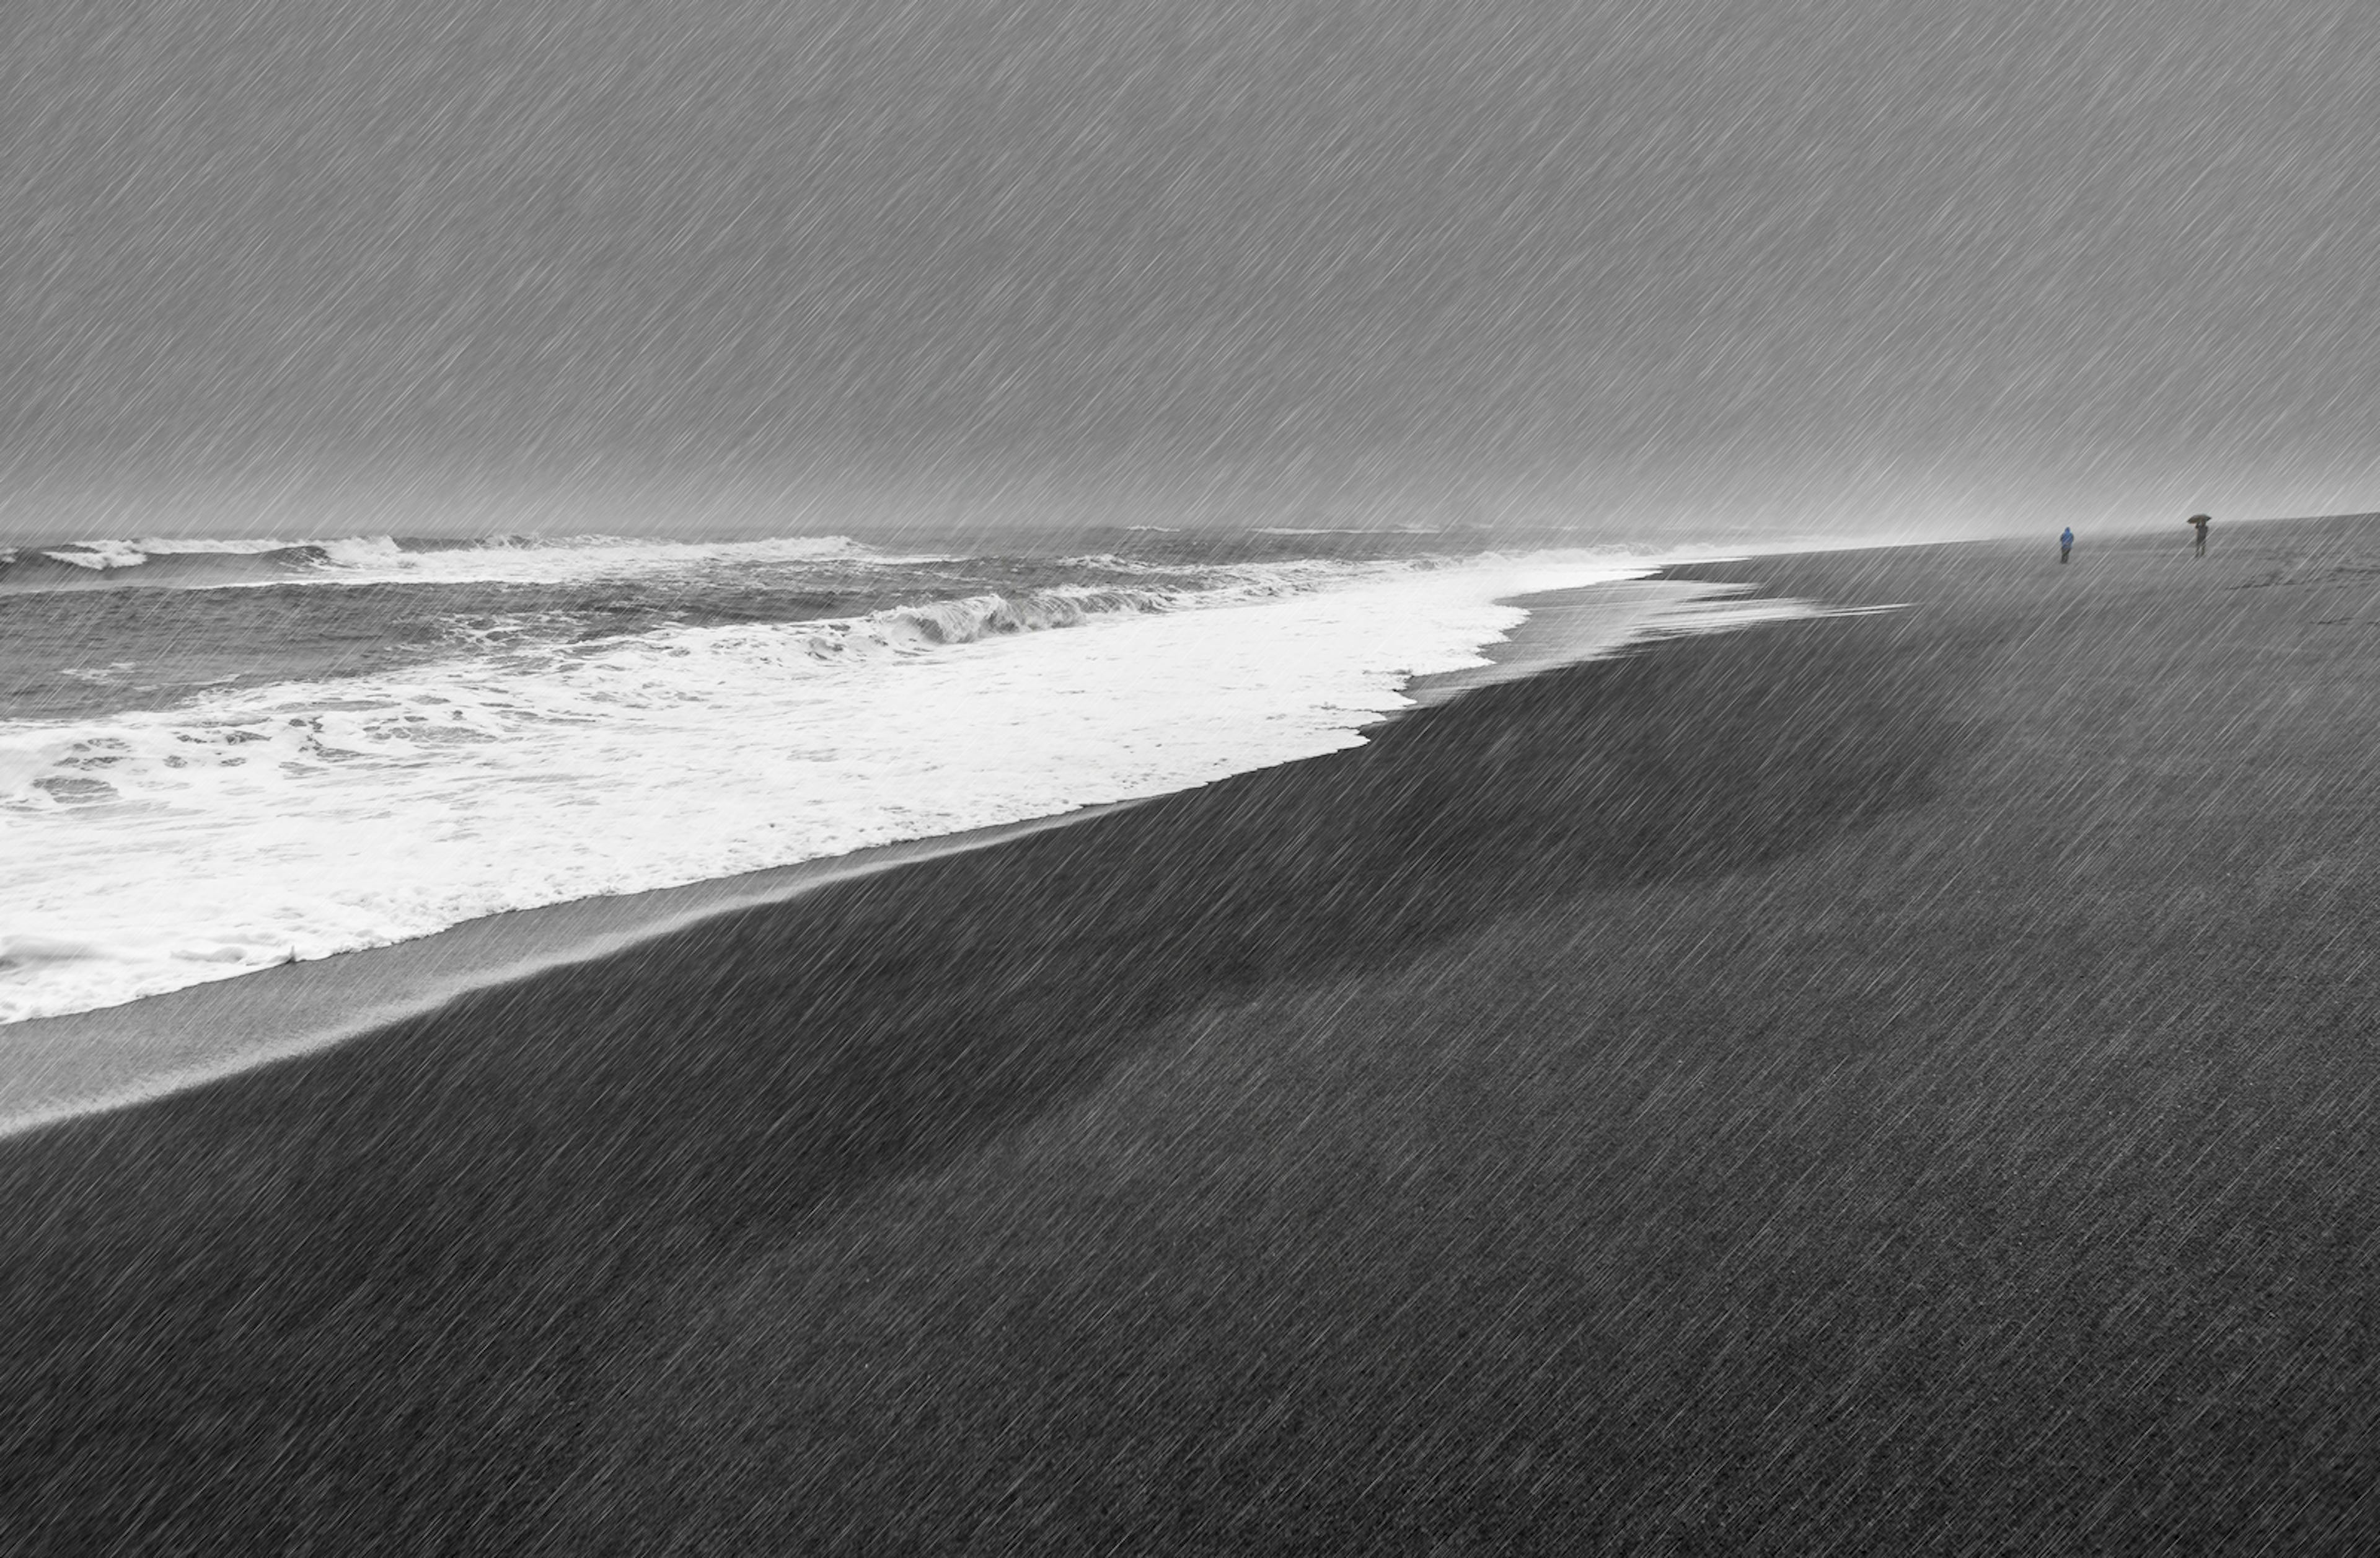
[1,525,1716,1025]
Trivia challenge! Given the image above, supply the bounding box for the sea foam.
[1,532,927,591]
[1,551,1649,1022]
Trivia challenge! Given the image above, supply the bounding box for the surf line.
[0,578,1900,1140]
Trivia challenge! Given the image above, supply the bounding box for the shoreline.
[12,518,2380,1546]
[0,802,1147,1138]
[0,568,1791,1136]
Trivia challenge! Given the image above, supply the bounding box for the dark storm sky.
[7,0,2379,539]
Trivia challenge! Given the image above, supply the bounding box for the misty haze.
[6,2,2380,1551]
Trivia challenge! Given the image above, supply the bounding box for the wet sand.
[8,517,2380,1551]
[0,570,1769,1136]
[0,804,1147,1136]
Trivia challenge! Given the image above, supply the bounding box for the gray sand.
[0,570,1800,1135]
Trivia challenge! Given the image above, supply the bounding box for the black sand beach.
[0,570,1781,1138]
[9,518,2380,1552]
[0,803,1152,1137]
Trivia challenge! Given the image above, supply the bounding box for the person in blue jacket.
[2060,527,2074,564]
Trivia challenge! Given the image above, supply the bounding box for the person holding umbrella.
[2188,513,2211,556]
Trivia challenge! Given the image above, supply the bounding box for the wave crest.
[0,533,895,592]
[873,588,1175,647]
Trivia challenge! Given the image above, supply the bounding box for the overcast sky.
[7,0,2379,540]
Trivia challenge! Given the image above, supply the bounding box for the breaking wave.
[0,533,899,592]
[1,539,1674,1024]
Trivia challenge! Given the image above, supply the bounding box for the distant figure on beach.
[2060,527,2073,564]
[2188,513,2210,556]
